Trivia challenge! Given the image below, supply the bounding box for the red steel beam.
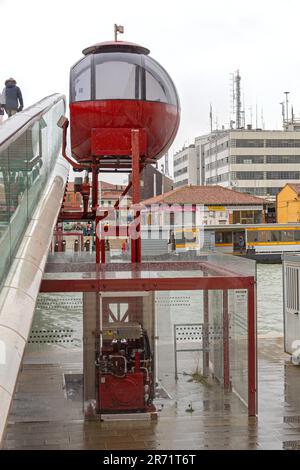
[223,290,231,392]
[248,280,257,417]
[40,275,254,293]
[203,290,209,378]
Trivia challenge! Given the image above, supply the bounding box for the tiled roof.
[141,185,264,205]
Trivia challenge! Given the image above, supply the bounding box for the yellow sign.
[208,206,226,212]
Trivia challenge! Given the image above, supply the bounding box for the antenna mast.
[280,101,285,129]
[284,91,290,123]
[209,103,213,133]
[235,70,242,129]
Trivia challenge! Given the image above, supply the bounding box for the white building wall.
[173,145,197,187]
[203,129,300,196]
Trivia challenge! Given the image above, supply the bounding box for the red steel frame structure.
[54,99,257,417]
[52,40,257,418]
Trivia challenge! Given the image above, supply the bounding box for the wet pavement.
[4,337,300,450]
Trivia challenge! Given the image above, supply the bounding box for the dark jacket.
[4,84,23,111]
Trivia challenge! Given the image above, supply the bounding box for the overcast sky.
[1,0,300,182]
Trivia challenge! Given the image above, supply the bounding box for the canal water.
[256,264,283,337]
[29,264,283,352]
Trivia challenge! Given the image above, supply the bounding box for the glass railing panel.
[0,147,11,278]
[0,95,65,287]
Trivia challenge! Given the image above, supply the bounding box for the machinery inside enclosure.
[97,322,154,412]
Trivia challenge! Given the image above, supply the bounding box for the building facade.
[276,183,300,223]
[63,180,131,212]
[173,144,197,188]
[141,184,264,227]
[203,126,300,197]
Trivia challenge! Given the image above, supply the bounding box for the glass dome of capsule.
[70,49,179,107]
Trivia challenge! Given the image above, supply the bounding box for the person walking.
[238,235,245,254]
[0,105,4,123]
[0,90,4,123]
[2,78,23,117]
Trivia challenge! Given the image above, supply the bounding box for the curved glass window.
[70,52,178,105]
[93,52,178,105]
[70,56,91,102]
[94,53,139,100]
[143,56,177,105]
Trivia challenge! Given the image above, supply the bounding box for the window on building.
[266,140,300,148]
[174,166,188,178]
[266,171,300,179]
[235,171,264,180]
[266,155,300,163]
[231,139,264,148]
[215,231,232,244]
[234,155,265,164]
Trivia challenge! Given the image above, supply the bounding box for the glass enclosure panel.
[208,290,224,382]
[28,293,83,352]
[156,290,203,387]
[71,56,91,102]
[228,289,248,404]
[0,97,65,287]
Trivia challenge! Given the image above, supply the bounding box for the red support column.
[91,163,98,212]
[131,129,141,263]
[101,238,106,264]
[223,290,231,391]
[203,290,209,377]
[248,281,257,417]
[96,215,100,264]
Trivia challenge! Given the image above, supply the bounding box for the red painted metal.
[91,162,98,211]
[91,128,147,156]
[55,38,257,418]
[40,275,254,293]
[95,215,101,264]
[203,290,209,377]
[131,129,141,263]
[248,281,257,417]
[99,372,145,412]
[82,40,150,56]
[70,101,179,163]
[101,238,105,264]
[223,290,231,392]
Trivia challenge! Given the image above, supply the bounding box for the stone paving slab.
[4,337,300,450]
